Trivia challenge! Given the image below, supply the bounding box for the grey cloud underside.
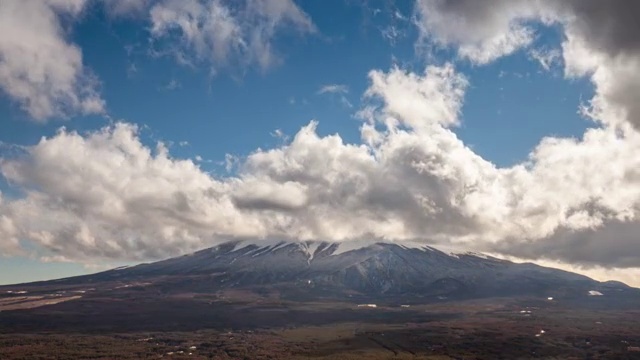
[557,0,640,130]
[563,0,640,57]
[416,0,640,129]
[232,196,305,212]
[493,220,640,269]
[421,0,640,53]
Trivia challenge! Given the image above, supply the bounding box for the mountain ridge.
[6,239,633,306]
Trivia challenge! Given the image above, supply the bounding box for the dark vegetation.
[1,291,640,359]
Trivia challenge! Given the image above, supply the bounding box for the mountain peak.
[62,239,631,304]
[217,239,475,262]
[3,239,637,307]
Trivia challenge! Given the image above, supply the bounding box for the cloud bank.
[2,60,640,272]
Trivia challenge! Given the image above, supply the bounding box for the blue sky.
[1,0,639,286]
[0,1,591,167]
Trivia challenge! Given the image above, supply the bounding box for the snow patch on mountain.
[458,251,493,260]
[220,238,494,263]
[56,237,635,303]
[332,239,382,255]
[230,239,285,253]
[304,242,322,262]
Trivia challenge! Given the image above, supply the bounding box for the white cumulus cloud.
[1,62,640,279]
[0,0,105,121]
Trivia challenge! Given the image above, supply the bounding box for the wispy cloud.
[270,129,289,141]
[149,0,316,73]
[317,84,349,95]
[317,84,352,108]
[380,25,406,46]
[529,47,561,72]
[161,79,181,91]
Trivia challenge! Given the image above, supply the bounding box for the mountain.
[2,239,639,336]
[10,240,635,304]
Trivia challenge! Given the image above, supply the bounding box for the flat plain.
[1,285,640,359]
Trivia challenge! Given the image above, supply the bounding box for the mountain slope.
[27,240,632,303]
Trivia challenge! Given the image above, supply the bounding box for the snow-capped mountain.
[67,239,633,302]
